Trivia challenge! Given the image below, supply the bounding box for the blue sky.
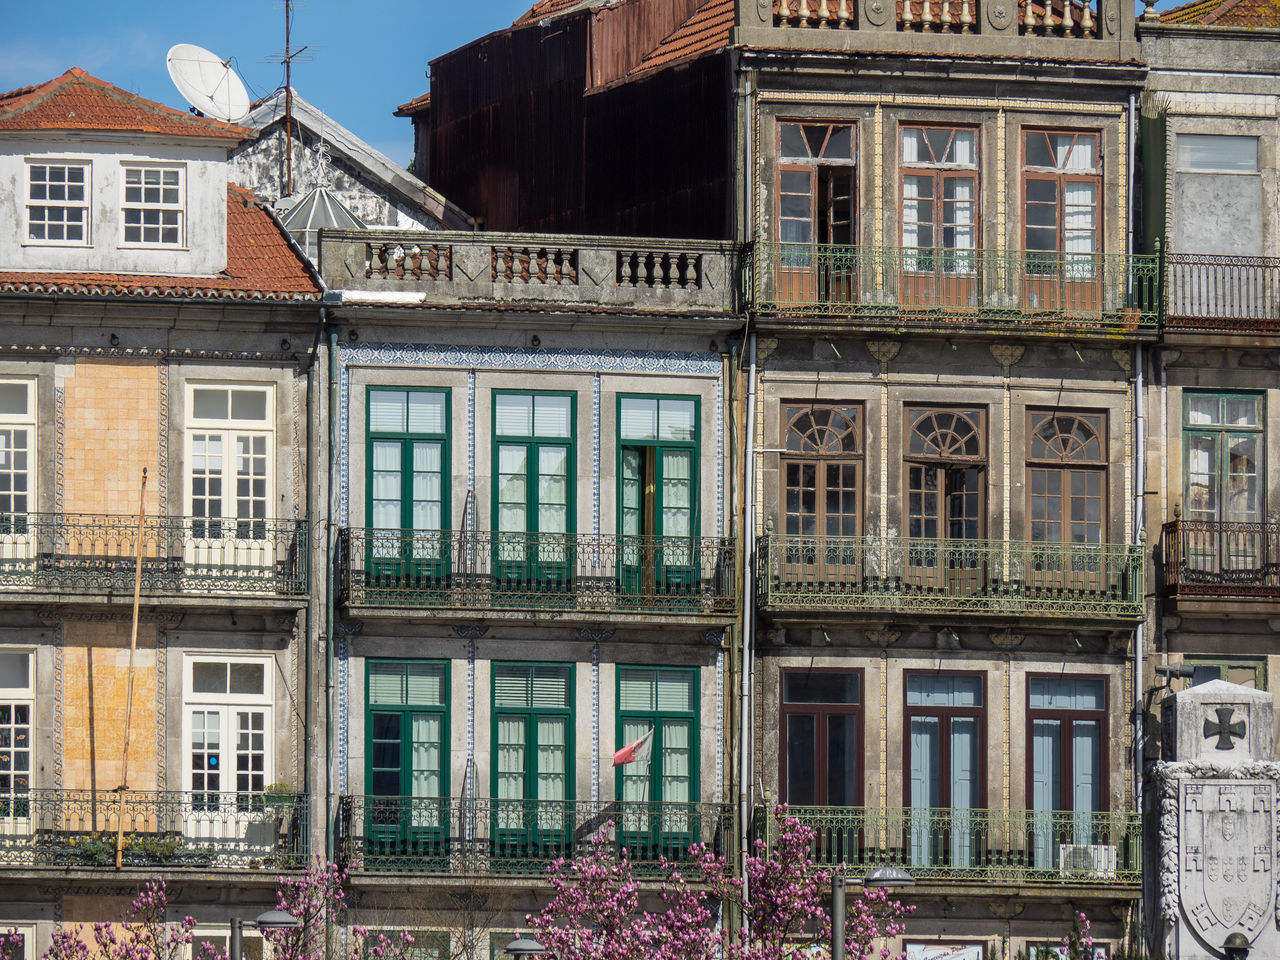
[1,0,536,167]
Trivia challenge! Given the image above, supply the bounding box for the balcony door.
[365,661,448,864]
[1022,130,1102,312]
[494,393,574,596]
[493,664,572,859]
[1183,393,1263,580]
[776,122,856,304]
[1027,412,1107,591]
[905,408,985,591]
[618,397,697,601]
[900,126,979,309]
[1028,676,1106,871]
[186,385,274,576]
[367,388,449,588]
[780,405,862,584]
[905,673,984,869]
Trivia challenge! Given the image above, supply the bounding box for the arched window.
[905,408,986,543]
[782,405,862,540]
[1026,412,1106,544]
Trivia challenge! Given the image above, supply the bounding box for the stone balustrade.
[320,229,740,315]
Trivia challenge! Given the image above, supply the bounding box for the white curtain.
[411,714,441,828]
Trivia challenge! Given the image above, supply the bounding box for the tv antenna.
[166,43,251,123]
[266,0,313,196]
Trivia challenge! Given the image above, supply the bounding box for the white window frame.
[189,926,267,960]
[0,923,35,960]
[24,160,91,246]
[184,384,275,558]
[0,381,36,563]
[121,163,186,247]
[182,654,274,807]
[0,650,34,836]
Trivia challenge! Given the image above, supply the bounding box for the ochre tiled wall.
[61,621,158,792]
[62,360,160,515]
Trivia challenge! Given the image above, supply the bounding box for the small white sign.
[905,943,984,960]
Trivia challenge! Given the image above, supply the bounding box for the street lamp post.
[831,875,847,960]
[504,936,546,958]
[229,910,301,960]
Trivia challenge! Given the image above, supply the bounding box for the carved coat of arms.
[1180,780,1275,945]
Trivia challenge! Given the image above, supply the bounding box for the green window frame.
[1178,656,1267,692]
[616,666,699,857]
[492,663,574,857]
[492,391,576,585]
[1182,392,1263,577]
[366,387,450,578]
[618,395,699,598]
[364,660,450,859]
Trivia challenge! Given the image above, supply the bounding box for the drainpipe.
[739,331,758,940]
[326,324,339,858]
[1128,91,1146,816]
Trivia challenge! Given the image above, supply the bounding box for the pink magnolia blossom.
[527,805,913,960]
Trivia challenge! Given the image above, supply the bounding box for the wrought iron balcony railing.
[774,805,1139,885]
[752,242,1160,331]
[0,789,309,869]
[0,514,308,597]
[758,534,1143,618]
[1162,518,1280,598]
[338,528,736,616]
[338,796,731,876]
[1165,254,1280,330]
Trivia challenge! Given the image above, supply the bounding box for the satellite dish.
[166,43,250,123]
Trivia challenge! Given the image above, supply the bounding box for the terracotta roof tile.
[627,0,734,78]
[0,68,249,140]
[514,0,590,24]
[394,91,431,117]
[1160,0,1280,24]
[0,185,320,302]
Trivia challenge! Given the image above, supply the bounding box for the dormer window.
[122,165,184,246]
[26,161,89,244]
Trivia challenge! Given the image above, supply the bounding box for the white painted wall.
[0,135,232,276]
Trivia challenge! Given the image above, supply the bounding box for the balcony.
[1162,519,1280,600]
[1165,254,1280,332]
[0,514,308,600]
[751,243,1159,335]
[0,789,309,870]
[338,529,736,620]
[778,805,1139,886]
[319,230,740,317]
[337,796,730,876]
[758,534,1143,619]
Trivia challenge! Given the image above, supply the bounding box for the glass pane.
[0,383,28,417]
[228,662,265,696]
[658,399,696,442]
[192,661,227,694]
[495,395,532,436]
[656,670,695,711]
[906,674,982,707]
[0,653,28,690]
[786,715,816,805]
[533,396,572,438]
[405,663,446,705]
[827,714,858,806]
[193,388,228,420]
[369,663,405,705]
[783,673,859,704]
[230,390,268,422]
[1178,134,1260,172]
[407,392,446,433]
[619,669,656,711]
[620,398,657,441]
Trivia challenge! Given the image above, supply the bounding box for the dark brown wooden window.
[901,125,979,262]
[782,404,863,540]
[1027,411,1106,545]
[780,670,862,807]
[905,408,985,543]
[777,122,857,248]
[1023,130,1101,272]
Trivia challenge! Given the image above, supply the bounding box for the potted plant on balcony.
[264,782,295,809]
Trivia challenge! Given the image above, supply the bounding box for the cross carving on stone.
[1204,706,1246,750]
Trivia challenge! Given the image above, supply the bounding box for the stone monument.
[1151,679,1280,959]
